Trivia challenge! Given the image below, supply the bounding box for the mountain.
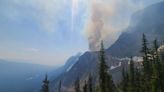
[50,52,123,92]
[0,59,53,92]
[107,2,164,57]
[50,2,164,92]
[49,53,82,80]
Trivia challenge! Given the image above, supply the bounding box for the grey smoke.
[85,0,163,51]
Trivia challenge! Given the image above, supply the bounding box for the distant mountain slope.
[107,2,164,57]
[49,53,82,80]
[0,59,53,92]
[50,52,122,92]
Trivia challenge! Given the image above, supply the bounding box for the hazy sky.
[0,0,163,66]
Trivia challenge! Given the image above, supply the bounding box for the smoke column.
[85,0,118,51]
[85,0,154,51]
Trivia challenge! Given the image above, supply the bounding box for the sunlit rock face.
[158,45,164,60]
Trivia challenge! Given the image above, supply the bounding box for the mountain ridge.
[50,2,164,92]
[107,1,164,57]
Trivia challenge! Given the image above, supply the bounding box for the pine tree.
[98,41,115,92]
[83,81,88,92]
[121,67,128,92]
[59,80,61,92]
[75,77,80,92]
[106,74,116,92]
[88,74,93,92]
[40,74,49,92]
[151,39,159,92]
[135,68,141,92]
[159,45,164,92]
[129,57,135,92]
[141,34,150,74]
[99,41,108,92]
[141,33,151,92]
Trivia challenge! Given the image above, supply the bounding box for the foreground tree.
[135,68,141,92]
[88,74,93,92]
[59,80,62,92]
[141,33,151,92]
[75,77,81,92]
[119,34,164,92]
[120,67,129,92]
[83,81,88,92]
[99,41,115,92]
[129,57,135,92]
[159,49,164,92]
[40,74,49,92]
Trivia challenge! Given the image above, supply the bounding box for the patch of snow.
[66,57,80,72]
[133,56,143,62]
[110,62,122,70]
[158,45,164,52]
[110,66,117,70]
[66,64,74,72]
[118,62,121,66]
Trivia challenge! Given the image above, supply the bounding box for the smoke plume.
[85,0,120,51]
[85,0,145,51]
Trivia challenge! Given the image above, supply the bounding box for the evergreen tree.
[119,35,164,92]
[159,46,164,92]
[151,39,159,92]
[59,80,61,92]
[141,33,151,92]
[88,74,93,92]
[75,77,80,92]
[141,34,150,74]
[121,67,128,92]
[83,81,88,92]
[106,74,116,92]
[99,41,108,92]
[129,57,135,92]
[95,86,101,92]
[40,74,49,92]
[98,41,115,92]
[135,68,141,92]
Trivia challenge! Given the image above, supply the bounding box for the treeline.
[120,34,164,92]
[40,34,164,92]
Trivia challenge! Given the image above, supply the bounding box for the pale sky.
[0,0,163,66]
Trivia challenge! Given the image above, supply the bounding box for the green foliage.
[54,34,164,92]
[40,74,49,92]
[119,34,164,92]
[98,41,116,92]
[129,57,135,92]
[120,67,129,92]
[83,81,88,92]
[157,41,164,92]
[75,77,81,92]
[88,74,93,92]
[59,80,62,92]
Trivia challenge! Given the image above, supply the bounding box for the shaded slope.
[107,2,164,57]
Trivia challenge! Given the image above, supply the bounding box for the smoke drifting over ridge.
[86,0,120,51]
[85,0,163,51]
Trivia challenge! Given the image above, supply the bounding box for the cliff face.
[107,2,164,57]
[50,51,122,92]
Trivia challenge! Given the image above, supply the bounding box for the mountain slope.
[107,2,164,57]
[49,53,81,80]
[50,52,122,92]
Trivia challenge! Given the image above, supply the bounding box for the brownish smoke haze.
[85,0,134,51]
